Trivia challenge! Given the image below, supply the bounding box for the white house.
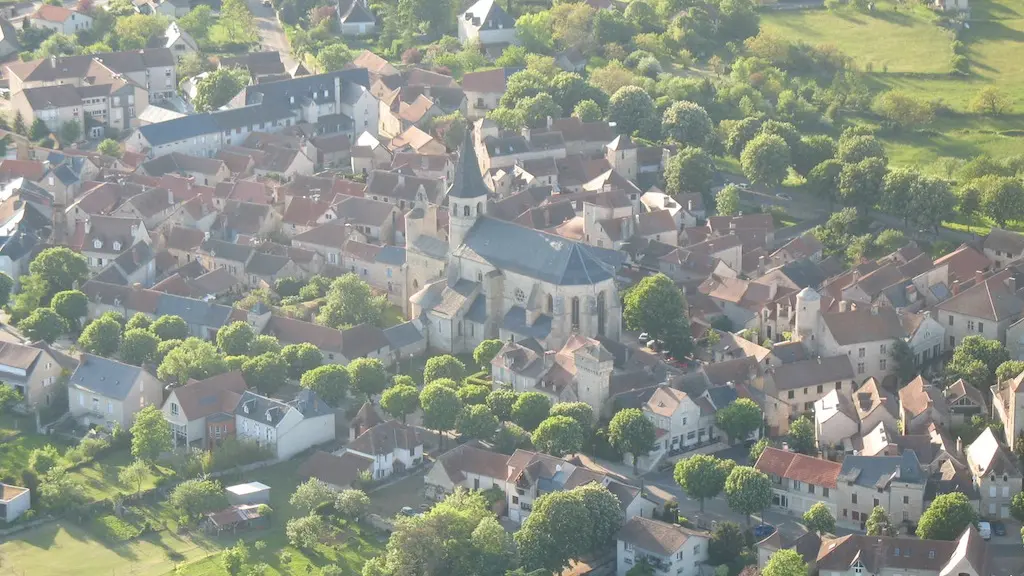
[339,419,423,480]
[813,390,859,450]
[457,0,516,47]
[616,517,709,576]
[29,5,92,34]
[68,354,164,429]
[641,386,701,467]
[234,389,335,460]
[0,484,30,522]
[424,441,509,500]
[161,371,248,450]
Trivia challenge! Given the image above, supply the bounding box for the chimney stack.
[84,219,91,234]
[839,300,849,313]
[976,270,985,285]
[952,280,960,295]
[956,436,963,455]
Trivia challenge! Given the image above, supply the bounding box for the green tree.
[487,389,518,421]
[609,408,656,474]
[662,100,715,149]
[131,405,172,463]
[807,159,843,207]
[749,437,770,463]
[803,502,835,534]
[741,133,791,187]
[125,313,152,332]
[115,14,169,50]
[839,157,887,213]
[512,392,553,431]
[51,289,88,328]
[299,364,349,406]
[607,85,656,136]
[977,175,1024,227]
[29,247,88,302]
[0,272,11,309]
[421,383,462,450]
[193,67,250,112]
[120,328,159,366]
[573,99,603,122]
[708,522,745,566]
[221,540,249,576]
[156,339,183,364]
[724,466,771,525]
[316,274,387,328]
[424,354,468,385]
[118,458,149,496]
[549,402,594,430]
[664,146,716,196]
[531,415,584,457]
[241,353,288,395]
[316,42,354,72]
[60,120,80,144]
[715,398,762,444]
[214,0,258,45]
[151,315,189,341]
[280,343,322,380]
[250,335,280,356]
[838,133,887,164]
[515,11,554,53]
[217,321,255,356]
[793,135,837,177]
[970,86,1012,116]
[873,90,934,128]
[1010,491,1024,522]
[348,357,388,400]
[286,514,327,549]
[29,445,61,475]
[917,492,979,540]
[158,337,228,384]
[865,505,898,536]
[18,308,66,343]
[335,489,370,520]
[458,384,490,406]
[457,404,499,441]
[380,383,419,423]
[29,118,49,141]
[516,486,619,573]
[949,335,1009,387]
[997,360,1024,383]
[716,184,741,216]
[473,339,503,368]
[179,4,214,41]
[13,111,25,136]
[289,478,334,514]
[762,549,808,576]
[788,416,816,455]
[78,315,122,356]
[623,273,692,359]
[673,454,732,512]
[494,422,532,454]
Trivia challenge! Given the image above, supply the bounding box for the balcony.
[637,554,671,573]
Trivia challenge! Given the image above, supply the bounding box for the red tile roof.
[755,447,842,489]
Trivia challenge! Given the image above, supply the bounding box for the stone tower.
[447,125,488,251]
[573,337,615,416]
[605,134,639,183]
[794,286,821,353]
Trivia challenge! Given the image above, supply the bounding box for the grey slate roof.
[241,69,371,108]
[383,321,424,349]
[155,293,234,328]
[464,294,487,324]
[502,306,552,339]
[70,354,146,400]
[376,245,405,266]
[236,388,331,426]
[137,105,295,148]
[448,125,488,200]
[457,217,623,285]
[838,450,924,489]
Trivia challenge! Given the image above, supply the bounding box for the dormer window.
[853,561,864,574]
[323,89,328,98]
[112,241,121,251]
[93,238,102,249]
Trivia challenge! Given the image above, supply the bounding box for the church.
[408,130,625,354]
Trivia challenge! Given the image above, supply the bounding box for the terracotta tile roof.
[165,225,205,252]
[436,442,509,483]
[347,420,421,456]
[173,371,247,420]
[933,244,992,283]
[755,447,842,489]
[937,269,1024,321]
[899,375,947,419]
[616,517,705,556]
[984,227,1024,256]
[32,4,76,21]
[264,315,343,351]
[282,196,332,226]
[645,386,689,417]
[822,305,906,345]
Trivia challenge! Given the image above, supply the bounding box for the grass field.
[66,449,172,503]
[762,0,1024,163]
[0,460,384,576]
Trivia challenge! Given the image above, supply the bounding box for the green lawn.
[0,414,70,480]
[66,449,173,502]
[761,3,954,74]
[0,461,384,576]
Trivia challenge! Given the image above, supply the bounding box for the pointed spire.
[447,124,488,199]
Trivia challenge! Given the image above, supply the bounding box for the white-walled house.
[339,420,423,480]
[68,354,164,429]
[424,441,508,500]
[234,389,335,460]
[641,386,701,467]
[457,0,516,47]
[162,371,248,450]
[616,517,709,576]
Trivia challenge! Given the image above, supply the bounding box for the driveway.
[246,0,295,71]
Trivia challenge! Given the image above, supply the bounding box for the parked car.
[992,521,1006,536]
[752,524,776,540]
[776,193,792,201]
[978,521,991,540]
[639,332,649,342]
[400,506,417,517]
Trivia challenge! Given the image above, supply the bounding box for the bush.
[951,54,969,75]
[93,515,143,542]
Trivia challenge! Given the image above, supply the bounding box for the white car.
[977,521,991,540]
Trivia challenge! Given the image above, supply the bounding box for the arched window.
[463,205,471,217]
[546,294,553,314]
[597,291,606,336]
[571,297,580,330]
[477,201,483,215]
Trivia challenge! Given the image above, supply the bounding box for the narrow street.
[246,0,295,71]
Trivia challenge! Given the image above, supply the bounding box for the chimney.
[546,116,554,129]
[167,187,173,205]
[906,284,918,303]
[1010,276,1019,293]
[84,219,91,234]
[956,436,963,454]
[543,350,556,369]
[839,300,849,313]
[687,199,693,211]
[131,282,142,290]
[758,255,766,276]
[976,270,985,285]
[952,280,960,295]
[49,55,57,69]
[870,303,879,316]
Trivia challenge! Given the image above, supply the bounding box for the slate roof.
[966,428,1021,478]
[383,321,424,350]
[770,355,855,391]
[984,227,1024,256]
[435,442,509,482]
[338,0,376,24]
[616,517,704,556]
[822,305,905,345]
[456,217,623,285]
[937,270,1024,321]
[70,354,148,400]
[138,105,295,147]
[173,371,247,420]
[461,0,515,30]
[347,420,421,456]
[838,450,925,489]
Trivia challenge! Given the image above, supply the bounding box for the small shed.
[202,504,268,535]
[0,484,30,522]
[225,481,271,506]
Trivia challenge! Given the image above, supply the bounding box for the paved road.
[246,0,295,71]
